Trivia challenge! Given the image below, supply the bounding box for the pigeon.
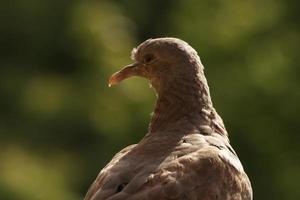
[84,37,252,200]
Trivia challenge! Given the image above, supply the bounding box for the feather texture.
[85,38,252,200]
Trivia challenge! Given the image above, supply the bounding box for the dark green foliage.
[0,0,299,199]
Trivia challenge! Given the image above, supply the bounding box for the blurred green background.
[0,0,299,199]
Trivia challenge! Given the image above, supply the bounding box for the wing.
[84,144,136,200]
[84,134,252,200]
[131,147,251,200]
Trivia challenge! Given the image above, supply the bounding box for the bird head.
[108,37,204,93]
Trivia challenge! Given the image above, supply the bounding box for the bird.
[84,37,252,200]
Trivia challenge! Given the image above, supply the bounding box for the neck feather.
[148,70,227,136]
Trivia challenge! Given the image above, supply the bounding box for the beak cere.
[108,63,146,87]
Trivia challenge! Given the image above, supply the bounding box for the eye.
[144,53,155,64]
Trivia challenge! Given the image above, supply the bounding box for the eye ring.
[144,54,155,64]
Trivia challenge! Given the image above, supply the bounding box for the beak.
[108,62,146,87]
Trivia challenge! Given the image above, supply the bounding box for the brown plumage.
[85,38,252,200]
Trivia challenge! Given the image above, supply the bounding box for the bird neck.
[148,71,227,136]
